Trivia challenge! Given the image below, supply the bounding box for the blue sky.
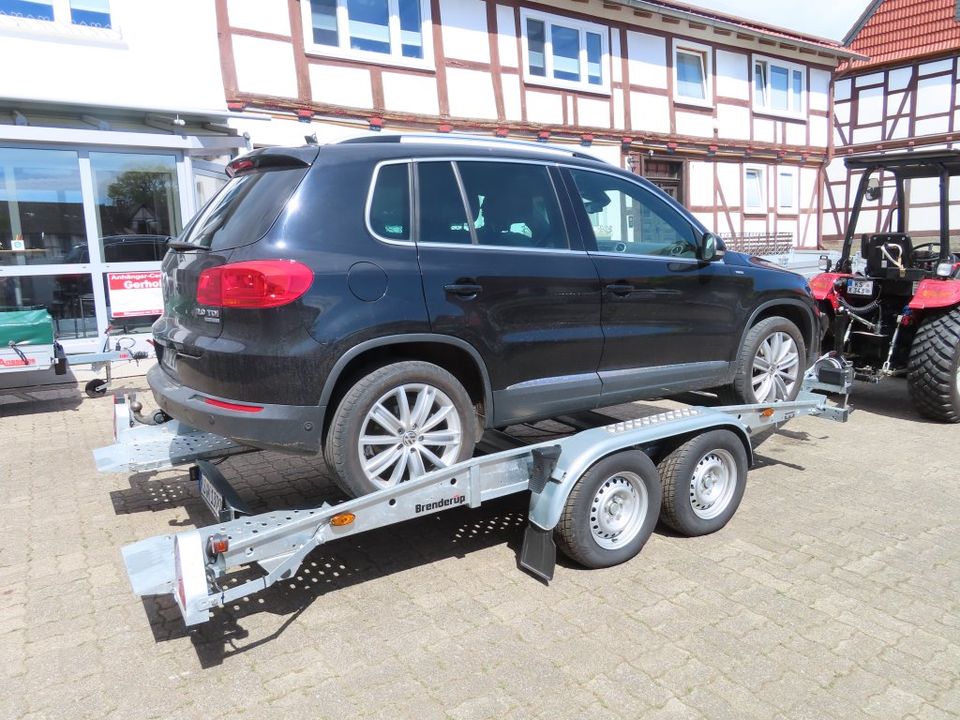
[692,0,874,41]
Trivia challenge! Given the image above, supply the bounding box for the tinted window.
[458,161,568,249]
[369,163,410,240]
[102,235,168,262]
[417,162,471,245]
[180,167,307,250]
[569,169,697,258]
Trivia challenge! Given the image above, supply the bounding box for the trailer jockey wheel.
[84,378,108,398]
[554,451,662,569]
[656,429,748,536]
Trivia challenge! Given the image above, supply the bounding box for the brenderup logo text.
[415,495,465,514]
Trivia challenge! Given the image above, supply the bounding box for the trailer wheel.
[554,451,661,569]
[84,378,108,398]
[657,429,748,537]
[907,308,960,423]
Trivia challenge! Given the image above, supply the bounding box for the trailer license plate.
[846,279,874,296]
[199,474,224,519]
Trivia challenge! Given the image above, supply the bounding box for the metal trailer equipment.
[99,354,854,627]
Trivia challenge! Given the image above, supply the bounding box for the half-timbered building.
[217,0,858,249]
[825,0,960,245]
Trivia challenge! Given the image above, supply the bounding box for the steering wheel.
[663,241,691,258]
[912,242,943,272]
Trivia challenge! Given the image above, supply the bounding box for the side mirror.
[818,254,832,272]
[865,178,881,201]
[700,232,725,262]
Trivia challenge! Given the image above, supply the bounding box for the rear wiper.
[167,239,208,251]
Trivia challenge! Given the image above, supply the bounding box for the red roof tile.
[843,0,960,70]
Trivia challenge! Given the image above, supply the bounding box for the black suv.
[149,136,819,497]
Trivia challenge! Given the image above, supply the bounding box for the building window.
[744,166,766,213]
[520,8,609,93]
[778,168,797,213]
[672,40,712,107]
[303,0,431,68]
[753,55,805,116]
[0,0,111,28]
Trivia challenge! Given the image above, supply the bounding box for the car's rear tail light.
[196,260,313,309]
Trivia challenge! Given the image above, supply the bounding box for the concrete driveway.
[1,373,958,719]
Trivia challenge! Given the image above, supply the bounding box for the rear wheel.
[907,308,960,423]
[324,361,479,497]
[554,451,661,569]
[720,316,806,404]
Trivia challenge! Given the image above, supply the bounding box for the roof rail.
[339,133,609,163]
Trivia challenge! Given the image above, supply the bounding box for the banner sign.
[107,271,163,318]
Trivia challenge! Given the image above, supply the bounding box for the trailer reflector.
[331,512,356,527]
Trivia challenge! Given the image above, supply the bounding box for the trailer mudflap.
[121,534,177,596]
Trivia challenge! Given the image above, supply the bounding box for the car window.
[417,161,472,245]
[457,161,568,250]
[369,163,410,241]
[569,169,698,258]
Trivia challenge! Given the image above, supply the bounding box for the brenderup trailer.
[96,354,853,627]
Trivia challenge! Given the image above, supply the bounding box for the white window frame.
[777,166,798,213]
[744,165,766,214]
[300,0,434,71]
[752,54,806,119]
[0,0,120,41]
[672,39,712,108]
[519,8,610,95]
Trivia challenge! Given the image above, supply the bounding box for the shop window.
[520,8,609,93]
[673,41,712,107]
[0,148,87,267]
[89,152,181,260]
[0,273,97,340]
[0,0,111,28]
[304,0,431,67]
[753,55,805,117]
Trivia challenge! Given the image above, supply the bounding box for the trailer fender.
[527,410,752,532]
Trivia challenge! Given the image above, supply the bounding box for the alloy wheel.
[751,331,800,402]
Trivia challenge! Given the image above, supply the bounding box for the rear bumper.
[147,364,323,455]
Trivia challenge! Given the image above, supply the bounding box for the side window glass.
[369,162,410,240]
[457,161,568,249]
[569,169,697,258]
[417,161,472,244]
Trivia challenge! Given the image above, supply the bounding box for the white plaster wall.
[626,31,666,89]
[233,36,299,98]
[382,73,439,115]
[717,104,749,140]
[716,162,740,206]
[692,211,714,228]
[920,58,952,76]
[613,89,625,129]
[916,74,952,117]
[688,161,713,207]
[852,125,882,144]
[855,72,884,87]
[309,64,374,109]
[496,4,517,68]
[715,50,748,100]
[574,142,620,165]
[526,91,563,124]
[785,123,806,146]
[231,116,365,147]
[857,86,884,124]
[611,30,622,83]
[834,101,850,125]
[629,92,668,133]
[799,167,817,210]
[753,117,775,143]
[501,74,522,121]
[916,115,950,136]
[227,0,290,36]
[888,66,912,92]
[675,111,712,138]
[834,78,851,102]
[578,98,610,128]
[446,68,498,120]
[809,116,828,147]
[440,0,490,63]
[809,68,831,112]
[910,177,940,205]
[0,0,226,111]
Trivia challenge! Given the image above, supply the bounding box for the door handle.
[605,283,635,296]
[444,282,483,298]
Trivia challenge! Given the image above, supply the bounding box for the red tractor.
[811,150,960,422]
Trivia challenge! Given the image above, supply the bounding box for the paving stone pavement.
[1,372,958,719]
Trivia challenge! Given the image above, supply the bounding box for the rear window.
[179,167,307,250]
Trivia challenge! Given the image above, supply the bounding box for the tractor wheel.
[907,308,960,423]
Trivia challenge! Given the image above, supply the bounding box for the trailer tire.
[324,361,478,497]
[554,451,661,569]
[657,429,748,536]
[84,378,108,398]
[719,316,806,404]
[907,308,960,423]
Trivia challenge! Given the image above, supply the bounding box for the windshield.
[178,167,307,250]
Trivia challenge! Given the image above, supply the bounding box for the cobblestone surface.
[1,371,958,719]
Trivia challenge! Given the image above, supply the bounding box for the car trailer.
[96,354,854,627]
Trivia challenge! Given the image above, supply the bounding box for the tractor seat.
[861,233,913,277]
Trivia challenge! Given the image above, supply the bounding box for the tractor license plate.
[199,473,224,519]
[846,279,874,296]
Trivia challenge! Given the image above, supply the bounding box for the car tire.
[907,308,960,423]
[656,430,748,537]
[719,316,806,404]
[554,451,662,569]
[324,361,479,497]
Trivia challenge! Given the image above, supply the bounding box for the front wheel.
[907,308,960,423]
[720,316,806,404]
[554,451,662,569]
[324,361,479,497]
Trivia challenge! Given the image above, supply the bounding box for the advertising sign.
[107,271,163,318]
